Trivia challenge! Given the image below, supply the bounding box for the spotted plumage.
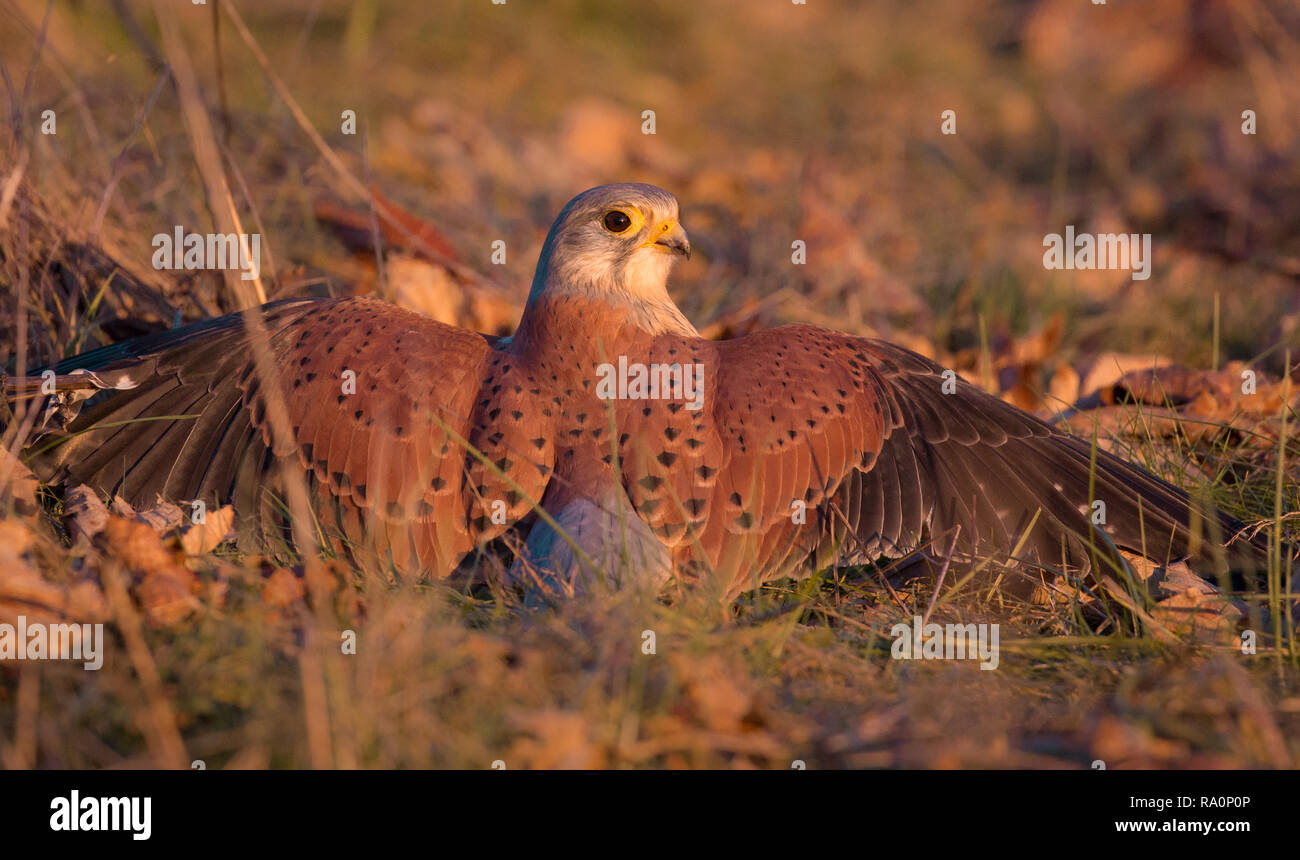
[26,183,1257,599]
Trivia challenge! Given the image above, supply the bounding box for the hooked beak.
[653,222,691,259]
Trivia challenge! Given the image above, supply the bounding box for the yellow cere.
[643,219,677,249]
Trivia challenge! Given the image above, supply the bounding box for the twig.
[219,0,503,292]
[100,562,189,768]
[921,525,960,628]
[151,0,266,309]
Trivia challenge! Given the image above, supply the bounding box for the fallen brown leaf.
[63,484,109,542]
[100,517,198,627]
[179,505,235,555]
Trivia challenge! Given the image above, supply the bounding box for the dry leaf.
[100,517,198,627]
[0,520,108,624]
[1078,354,1173,401]
[262,567,306,609]
[134,497,185,534]
[1121,553,1244,645]
[1047,362,1080,409]
[179,505,236,555]
[63,484,109,542]
[0,446,40,517]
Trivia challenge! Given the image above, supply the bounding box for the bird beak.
[653,223,691,259]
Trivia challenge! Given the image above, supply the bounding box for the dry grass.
[0,0,1298,769]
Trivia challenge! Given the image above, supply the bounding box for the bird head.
[525,183,696,336]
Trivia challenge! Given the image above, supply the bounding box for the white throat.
[526,249,699,338]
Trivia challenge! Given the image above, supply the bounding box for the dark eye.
[603,210,632,233]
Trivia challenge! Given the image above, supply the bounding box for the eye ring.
[602,210,633,233]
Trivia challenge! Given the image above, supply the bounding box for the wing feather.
[617,324,1249,597]
[30,297,555,578]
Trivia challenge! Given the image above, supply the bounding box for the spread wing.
[616,324,1233,597]
[31,297,555,575]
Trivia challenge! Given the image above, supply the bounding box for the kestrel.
[23,183,1254,600]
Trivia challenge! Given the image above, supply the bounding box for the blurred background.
[0,0,1298,769]
[4,0,1298,376]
